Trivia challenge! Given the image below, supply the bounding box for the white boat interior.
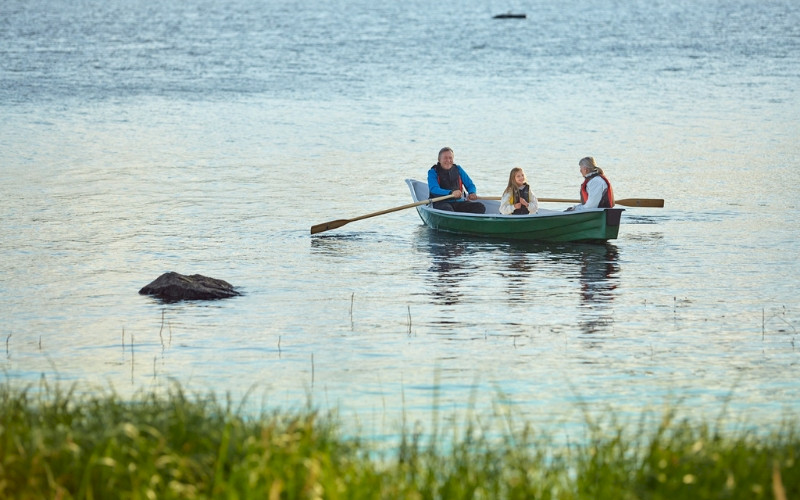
[406,178,566,217]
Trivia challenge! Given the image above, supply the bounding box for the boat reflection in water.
[413,228,477,306]
[496,240,620,337]
[414,227,620,334]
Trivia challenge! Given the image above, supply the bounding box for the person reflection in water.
[427,147,486,213]
[578,244,620,335]
[421,231,471,306]
[499,167,538,215]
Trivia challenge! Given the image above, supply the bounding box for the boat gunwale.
[418,204,608,220]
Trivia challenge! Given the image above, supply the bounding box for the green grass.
[0,382,797,499]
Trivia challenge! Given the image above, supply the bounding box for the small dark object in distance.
[139,272,241,302]
[493,13,526,19]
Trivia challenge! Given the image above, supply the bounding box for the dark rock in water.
[139,272,241,302]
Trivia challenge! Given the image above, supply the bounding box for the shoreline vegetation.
[1,383,797,499]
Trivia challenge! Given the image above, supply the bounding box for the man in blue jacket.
[427,147,486,213]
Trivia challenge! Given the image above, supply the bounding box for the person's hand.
[467,192,478,201]
[514,202,522,209]
[451,190,463,199]
[520,198,529,207]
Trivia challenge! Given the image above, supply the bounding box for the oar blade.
[616,198,664,208]
[310,219,351,234]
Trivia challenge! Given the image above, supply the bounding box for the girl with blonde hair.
[500,167,538,215]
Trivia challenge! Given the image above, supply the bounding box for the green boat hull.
[415,206,622,242]
[407,179,622,243]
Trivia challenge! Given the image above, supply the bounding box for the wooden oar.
[478,196,664,208]
[311,194,456,234]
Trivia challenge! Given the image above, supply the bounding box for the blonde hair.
[579,156,604,176]
[503,167,527,195]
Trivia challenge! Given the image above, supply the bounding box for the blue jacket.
[427,164,478,201]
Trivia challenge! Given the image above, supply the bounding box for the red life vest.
[580,173,615,208]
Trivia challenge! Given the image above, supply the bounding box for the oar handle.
[346,193,456,223]
[478,196,577,202]
[478,196,663,207]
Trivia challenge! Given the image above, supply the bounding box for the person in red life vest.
[499,167,538,215]
[565,156,615,211]
[427,147,486,214]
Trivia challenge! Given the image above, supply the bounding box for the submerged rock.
[139,272,241,302]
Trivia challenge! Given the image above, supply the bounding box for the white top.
[571,175,607,211]
[500,189,539,215]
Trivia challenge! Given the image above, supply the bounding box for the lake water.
[1,0,799,441]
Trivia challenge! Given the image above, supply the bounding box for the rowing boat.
[406,179,624,242]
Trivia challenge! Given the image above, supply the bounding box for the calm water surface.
[1,0,799,440]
